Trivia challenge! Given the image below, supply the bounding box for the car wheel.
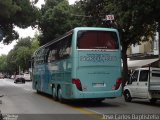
[21,78,25,83]
[124,90,132,102]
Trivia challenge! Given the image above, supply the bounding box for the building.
[127,32,160,68]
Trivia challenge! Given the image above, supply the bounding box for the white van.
[123,67,160,103]
[23,73,31,81]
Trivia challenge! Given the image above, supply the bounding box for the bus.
[32,27,122,102]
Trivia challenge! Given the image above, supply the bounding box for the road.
[0,79,160,120]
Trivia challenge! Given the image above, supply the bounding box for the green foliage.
[79,0,160,84]
[38,0,85,45]
[0,55,8,73]
[0,0,39,44]
[16,46,32,71]
[14,37,32,50]
[6,50,18,74]
[0,36,39,74]
[79,0,106,26]
[31,34,40,53]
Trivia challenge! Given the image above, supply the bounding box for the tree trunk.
[121,45,128,88]
[158,22,160,58]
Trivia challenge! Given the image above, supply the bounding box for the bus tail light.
[115,78,122,90]
[72,79,82,91]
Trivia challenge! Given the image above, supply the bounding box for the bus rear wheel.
[57,88,64,103]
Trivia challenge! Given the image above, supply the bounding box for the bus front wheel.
[52,87,57,101]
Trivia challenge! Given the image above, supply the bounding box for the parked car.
[14,75,25,84]
[23,73,31,81]
[123,67,160,103]
[0,74,4,79]
[14,77,25,84]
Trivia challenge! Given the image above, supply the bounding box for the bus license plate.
[93,83,105,87]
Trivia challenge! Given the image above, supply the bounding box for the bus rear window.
[77,30,119,49]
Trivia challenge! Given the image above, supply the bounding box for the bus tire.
[52,86,58,101]
[124,90,132,102]
[36,83,40,94]
[57,88,64,103]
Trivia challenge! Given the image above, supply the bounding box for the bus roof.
[74,27,118,32]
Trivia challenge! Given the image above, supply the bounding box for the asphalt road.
[0,79,160,120]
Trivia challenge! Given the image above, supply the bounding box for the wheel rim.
[124,92,131,101]
[126,93,129,99]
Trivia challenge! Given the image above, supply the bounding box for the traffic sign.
[106,15,114,20]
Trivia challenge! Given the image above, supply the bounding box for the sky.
[0,0,78,55]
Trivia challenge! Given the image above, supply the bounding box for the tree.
[0,0,39,44]
[6,50,19,74]
[14,37,32,50]
[38,0,71,45]
[38,0,85,45]
[5,36,39,74]
[16,46,32,72]
[5,37,32,73]
[30,33,40,53]
[0,55,8,73]
[79,0,160,85]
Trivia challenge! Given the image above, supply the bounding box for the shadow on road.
[65,100,121,108]
[35,91,122,108]
[131,100,160,107]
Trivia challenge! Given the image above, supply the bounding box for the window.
[131,71,139,82]
[77,31,119,49]
[139,70,149,82]
[152,73,160,77]
[34,48,49,65]
[152,70,160,77]
[47,34,72,63]
[48,49,56,63]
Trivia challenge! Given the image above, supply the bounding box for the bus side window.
[57,35,72,60]
[47,47,56,63]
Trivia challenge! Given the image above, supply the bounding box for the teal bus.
[32,27,122,102]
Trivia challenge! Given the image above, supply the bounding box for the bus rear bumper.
[70,87,122,99]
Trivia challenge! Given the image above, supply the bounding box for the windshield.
[77,30,119,49]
